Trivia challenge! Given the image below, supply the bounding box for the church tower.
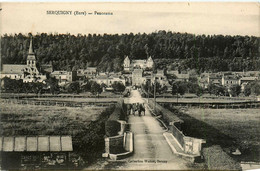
[27,37,36,67]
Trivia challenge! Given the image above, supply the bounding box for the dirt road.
[86,90,192,170]
[117,90,190,170]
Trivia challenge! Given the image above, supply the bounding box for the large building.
[132,69,146,86]
[1,38,46,83]
[50,71,77,86]
[123,56,154,71]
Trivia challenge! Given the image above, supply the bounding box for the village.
[1,38,259,98]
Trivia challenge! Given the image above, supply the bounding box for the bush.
[105,120,121,137]
[202,145,242,170]
[105,100,127,137]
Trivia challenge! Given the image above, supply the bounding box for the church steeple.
[27,37,36,67]
[28,37,34,55]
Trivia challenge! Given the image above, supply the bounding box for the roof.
[2,64,27,74]
[86,67,97,71]
[28,38,34,55]
[133,60,146,64]
[41,64,53,73]
[212,80,221,84]
[124,56,130,61]
[51,71,68,75]
[240,77,258,81]
[0,136,73,152]
[176,73,189,79]
[147,56,153,61]
[167,70,179,75]
[132,69,143,74]
[96,75,108,79]
[224,75,240,80]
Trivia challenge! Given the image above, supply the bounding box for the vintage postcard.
[0,2,259,170]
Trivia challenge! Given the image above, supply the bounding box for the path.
[86,90,192,170]
[117,90,190,170]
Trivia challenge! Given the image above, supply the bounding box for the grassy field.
[1,91,122,99]
[30,97,119,103]
[0,102,106,136]
[181,107,260,162]
[0,101,115,166]
[156,97,254,103]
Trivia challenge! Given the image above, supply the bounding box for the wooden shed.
[0,136,73,170]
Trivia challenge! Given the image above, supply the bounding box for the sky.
[0,2,259,36]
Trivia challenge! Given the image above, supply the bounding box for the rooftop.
[1,64,27,74]
[0,136,73,152]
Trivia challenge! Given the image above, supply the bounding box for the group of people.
[127,103,146,116]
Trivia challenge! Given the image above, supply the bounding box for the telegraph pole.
[154,78,156,111]
[148,80,150,103]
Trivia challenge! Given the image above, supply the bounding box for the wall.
[169,123,185,149]
[105,135,124,154]
[169,123,205,156]
[148,100,205,156]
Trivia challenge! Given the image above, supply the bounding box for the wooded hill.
[1,31,259,73]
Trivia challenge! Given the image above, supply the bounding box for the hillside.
[1,31,259,73]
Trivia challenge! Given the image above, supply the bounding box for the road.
[118,90,190,170]
[86,90,192,170]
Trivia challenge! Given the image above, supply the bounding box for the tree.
[229,85,241,97]
[247,80,260,96]
[195,86,204,97]
[81,80,93,92]
[90,82,102,96]
[172,81,186,96]
[30,82,44,95]
[243,84,251,96]
[67,82,80,94]
[111,82,125,94]
[208,84,226,96]
[47,77,59,95]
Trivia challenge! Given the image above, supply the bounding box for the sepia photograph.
[0,2,259,170]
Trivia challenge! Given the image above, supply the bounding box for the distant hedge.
[105,100,127,137]
[105,120,121,137]
[202,145,242,170]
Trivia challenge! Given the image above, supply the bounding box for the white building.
[1,38,46,83]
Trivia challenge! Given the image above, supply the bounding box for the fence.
[1,99,116,108]
[159,101,260,109]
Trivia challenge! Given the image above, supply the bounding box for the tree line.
[142,78,260,97]
[1,77,126,95]
[1,31,259,73]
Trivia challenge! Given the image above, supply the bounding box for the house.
[239,76,258,85]
[175,73,189,82]
[1,38,46,83]
[123,56,131,71]
[123,56,154,71]
[146,56,154,68]
[239,76,258,91]
[40,64,53,74]
[94,75,109,86]
[208,73,222,85]
[84,67,97,76]
[50,71,77,86]
[77,67,97,80]
[153,70,168,85]
[132,69,146,86]
[167,70,179,76]
[221,75,240,87]
[108,74,126,86]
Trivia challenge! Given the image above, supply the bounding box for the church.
[1,38,46,83]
